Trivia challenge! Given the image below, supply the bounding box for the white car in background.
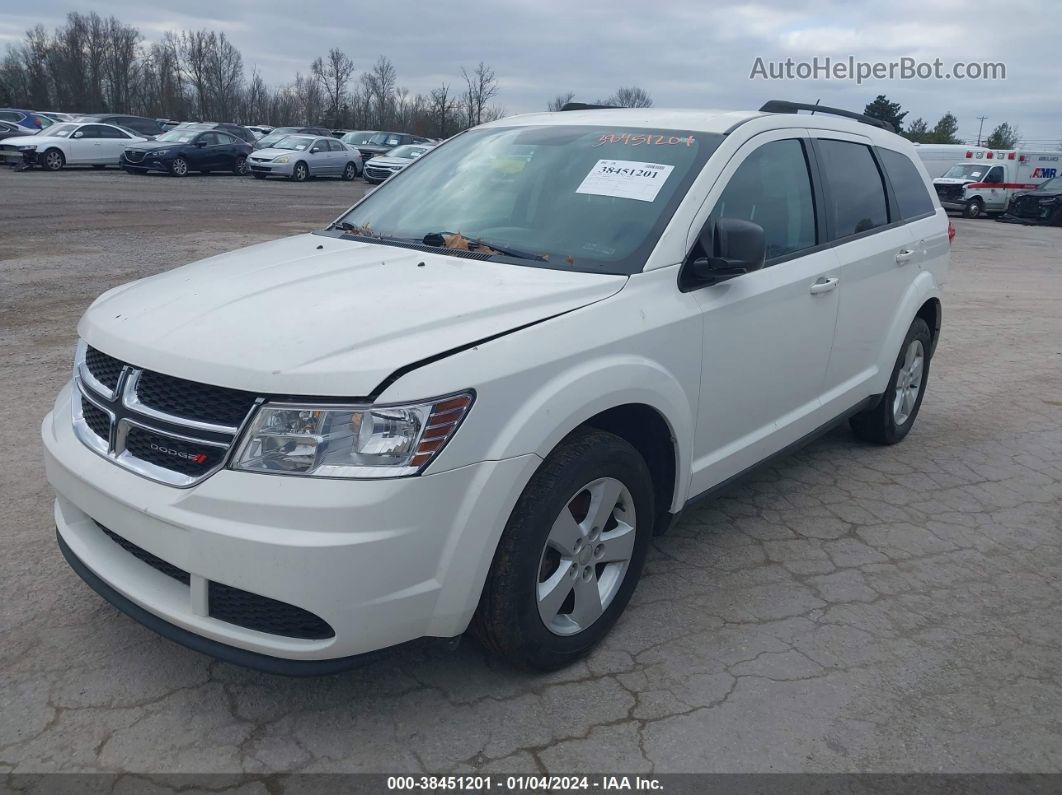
[0,122,146,171]
[363,143,435,183]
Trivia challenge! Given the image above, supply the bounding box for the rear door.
[810,132,917,414]
[98,125,134,163]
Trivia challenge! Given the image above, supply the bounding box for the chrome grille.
[124,150,145,163]
[72,339,260,487]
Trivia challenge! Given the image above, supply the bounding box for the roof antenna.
[811,99,820,116]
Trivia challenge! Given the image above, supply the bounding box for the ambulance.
[912,143,990,178]
[933,148,1061,218]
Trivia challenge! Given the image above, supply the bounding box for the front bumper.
[120,153,170,173]
[43,384,539,670]
[939,200,967,211]
[248,159,293,176]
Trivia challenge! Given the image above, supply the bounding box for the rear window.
[879,149,935,220]
[817,139,889,238]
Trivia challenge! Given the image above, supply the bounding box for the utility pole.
[976,115,988,146]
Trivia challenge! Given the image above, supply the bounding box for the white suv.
[42,102,949,674]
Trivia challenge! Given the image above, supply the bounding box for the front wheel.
[472,429,654,670]
[963,199,983,219]
[233,155,248,176]
[850,317,932,445]
[290,162,308,182]
[169,157,188,177]
[341,161,357,181]
[42,149,65,171]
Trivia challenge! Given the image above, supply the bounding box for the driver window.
[986,166,1004,184]
[711,139,817,260]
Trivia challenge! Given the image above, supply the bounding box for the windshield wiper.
[421,232,547,262]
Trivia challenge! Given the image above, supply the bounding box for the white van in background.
[932,149,1061,218]
[913,144,990,178]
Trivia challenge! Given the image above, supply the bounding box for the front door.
[688,131,840,496]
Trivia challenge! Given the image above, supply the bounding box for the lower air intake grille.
[97,524,191,585]
[208,581,335,640]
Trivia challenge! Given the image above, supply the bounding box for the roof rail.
[759,100,895,133]
[559,102,617,112]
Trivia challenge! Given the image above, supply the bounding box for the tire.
[850,317,933,445]
[341,161,357,181]
[252,172,267,180]
[963,198,983,219]
[42,148,65,171]
[233,155,248,176]
[169,157,188,177]
[91,164,106,170]
[472,428,655,670]
[290,162,308,182]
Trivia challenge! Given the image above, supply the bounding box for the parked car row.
[1,113,439,184]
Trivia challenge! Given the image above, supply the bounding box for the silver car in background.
[247,135,362,181]
[363,143,434,183]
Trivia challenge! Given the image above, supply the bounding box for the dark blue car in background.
[120,128,252,177]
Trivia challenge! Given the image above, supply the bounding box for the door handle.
[895,248,916,265]
[809,276,839,295]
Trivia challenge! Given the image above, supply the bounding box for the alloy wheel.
[892,339,925,425]
[536,477,636,636]
[45,151,63,170]
[171,158,188,177]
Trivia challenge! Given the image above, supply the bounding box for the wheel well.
[580,404,677,535]
[916,298,942,355]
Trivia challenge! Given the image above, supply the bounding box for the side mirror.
[73,131,83,138]
[194,139,206,147]
[688,218,767,286]
[310,147,320,153]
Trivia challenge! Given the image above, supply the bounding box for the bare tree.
[202,32,243,119]
[461,61,498,128]
[179,30,210,119]
[596,85,652,108]
[428,83,456,137]
[547,91,574,112]
[361,55,397,128]
[312,47,355,128]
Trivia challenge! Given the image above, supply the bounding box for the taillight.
[948,221,956,244]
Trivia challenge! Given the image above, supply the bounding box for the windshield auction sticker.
[576,159,675,202]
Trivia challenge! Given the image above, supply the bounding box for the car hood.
[4,134,66,147]
[249,147,303,160]
[79,233,627,396]
[366,156,411,168]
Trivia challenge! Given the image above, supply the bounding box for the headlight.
[232,392,473,478]
[18,145,36,151]
[151,149,169,157]
[273,155,290,163]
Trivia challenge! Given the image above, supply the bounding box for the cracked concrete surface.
[1,170,1060,774]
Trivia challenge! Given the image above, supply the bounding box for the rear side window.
[878,148,935,220]
[818,140,889,238]
[712,138,816,260]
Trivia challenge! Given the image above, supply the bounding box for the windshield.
[335,125,721,274]
[342,130,378,145]
[388,145,430,159]
[45,124,79,138]
[273,135,314,151]
[155,130,198,143]
[368,132,403,147]
[942,164,991,180]
[1035,177,1062,192]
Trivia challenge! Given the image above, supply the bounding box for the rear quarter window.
[817,139,889,238]
[878,148,935,220]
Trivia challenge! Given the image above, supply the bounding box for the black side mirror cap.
[683,217,767,289]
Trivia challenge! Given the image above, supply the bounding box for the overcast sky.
[2,0,1059,145]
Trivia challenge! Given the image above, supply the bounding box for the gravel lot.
[2,168,1060,776]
